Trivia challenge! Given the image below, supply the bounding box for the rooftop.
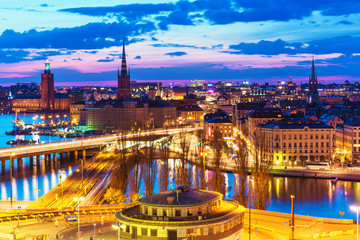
[139,188,221,206]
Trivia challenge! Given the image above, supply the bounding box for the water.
[0,114,358,219]
[0,113,69,149]
[0,113,77,201]
[136,161,360,220]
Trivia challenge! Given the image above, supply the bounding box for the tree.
[233,136,249,207]
[175,131,192,187]
[159,139,171,192]
[128,136,143,203]
[209,127,226,194]
[143,141,157,196]
[106,131,130,204]
[251,129,272,210]
[195,129,207,190]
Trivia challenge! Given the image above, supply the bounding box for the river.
[0,114,358,219]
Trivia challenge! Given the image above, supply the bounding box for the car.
[66,216,77,222]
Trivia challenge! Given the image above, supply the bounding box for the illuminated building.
[177,105,204,124]
[10,59,72,112]
[41,58,55,110]
[335,120,360,164]
[117,38,131,100]
[204,109,233,141]
[308,58,319,102]
[116,187,245,240]
[258,120,335,165]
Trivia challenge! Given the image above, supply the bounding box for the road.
[0,127,201,161]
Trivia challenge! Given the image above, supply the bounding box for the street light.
[351,205,360,240]
[291,195,295,240]
[249,177,254,240]
[10,152,15,209]
[112,223,126,240]
[74,196,84,239]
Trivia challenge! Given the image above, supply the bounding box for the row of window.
[122,215,243,237]
[278,142,331,148]
[278,134,332,140]
[276,149,330,154]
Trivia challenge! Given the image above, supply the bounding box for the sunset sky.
[1,0,360,86]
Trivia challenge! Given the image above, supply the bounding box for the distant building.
[308,58,319,102]
[257,120,335,165]
[117,38,131,100]
[73,99,177,131]
[204,109,233,141]
[10,59,72,113]
[116,187,245,240]
[177,104,204,124]
[335,120,360,164]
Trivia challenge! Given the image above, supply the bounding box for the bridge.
[0,127,201,174]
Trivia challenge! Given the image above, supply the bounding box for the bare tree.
[209,128,226,194]
[159,139,171,192]
[194,129,207,190]
[143,142,157,196]
[175,131,192,187]
[104,131,130,204]
[251,129,272,210]
[128,137,142,203]
[233,136,249,207]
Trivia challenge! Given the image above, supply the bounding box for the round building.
[116,187,245,240]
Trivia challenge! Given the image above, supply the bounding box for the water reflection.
[131,160,359,219]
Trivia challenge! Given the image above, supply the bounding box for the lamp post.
[112,223,126,240]
[291,195,295,240]
[33,189,41,208]
[351,205,360,240]
[74,196,84,238]
[249,177,254,240]
[10,153,15,209]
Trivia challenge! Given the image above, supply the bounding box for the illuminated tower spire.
[41,58,54,111]
[44,58,51,74]
[308,56,318,101]
[120,37,128,78]
[117,37,131,100]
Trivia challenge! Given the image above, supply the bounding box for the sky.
[1,0,360,86]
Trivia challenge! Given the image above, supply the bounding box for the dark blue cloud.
[134,56,141,59]
[97,57,114,62]
[0,21,156,50]
[165,51,187,57]
[0,50,29,63]
[60,0,360,26]
[228,36,360,55]
[335,20,353,25]
[151,43,207,49]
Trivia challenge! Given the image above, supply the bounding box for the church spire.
[121,37,128,78]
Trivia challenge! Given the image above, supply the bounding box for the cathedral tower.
[117,38,131,100]
[309,57,318,98]
[41,58,55,111]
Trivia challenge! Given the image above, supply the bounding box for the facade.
[116,187,245,240]
[177,105,204,124]
[335,120,360,164]
[117,39,131,100]
[257,120,335,165]
[70,102,85,125]
[204,110,233,141]
[73,100,177,131]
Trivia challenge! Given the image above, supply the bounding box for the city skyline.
[1,0,360,86]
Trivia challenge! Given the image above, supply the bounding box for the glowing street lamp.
[112,223,126,240]
[351,205,360,240]
[74,196,84,238]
